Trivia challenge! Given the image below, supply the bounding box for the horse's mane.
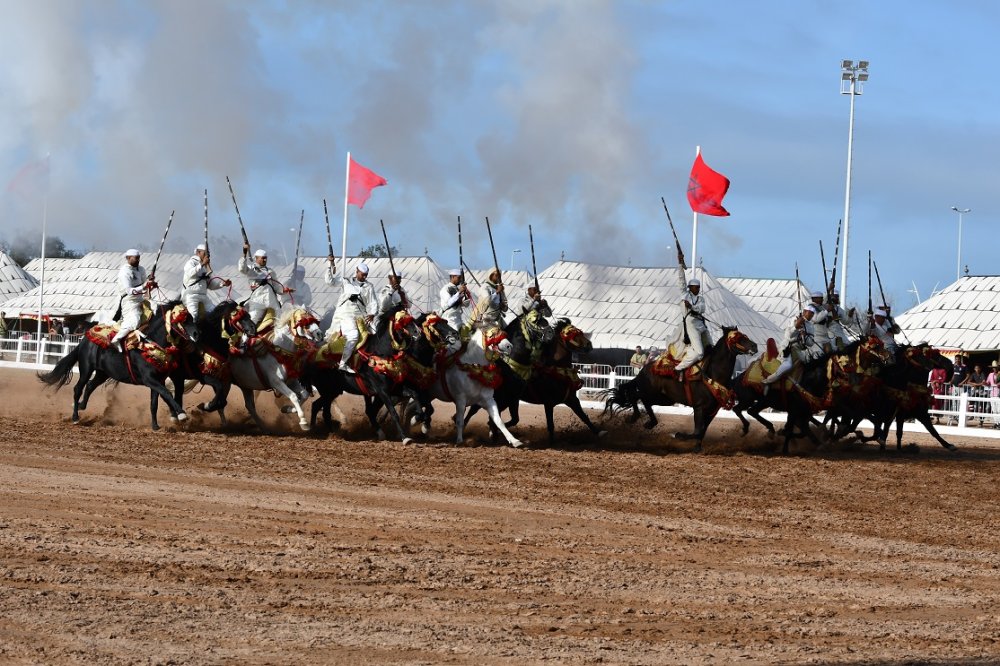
[374,303,406,337]
[204,300,238,327]
[277,306,310,330]
[153,300,184,318]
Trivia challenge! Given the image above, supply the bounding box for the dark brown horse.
[603,328,757,450]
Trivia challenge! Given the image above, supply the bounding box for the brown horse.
[603,328,757,450]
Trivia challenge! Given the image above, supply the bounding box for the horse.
[855,344,957,451]
[302,308,459,443]
[603,327,758,450]
[157,300,257,427]
[780,336,893,454]
[467,317,605,447]
[419,318,528,447]
[227,307,322,432]
[733,340,885,446]
[38,300,199,430]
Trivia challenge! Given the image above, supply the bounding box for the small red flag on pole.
[346,156,387,209]
[687,153,730,217]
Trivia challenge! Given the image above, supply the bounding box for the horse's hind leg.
[78,370,108,411]
[484,397,523,448]
[642,399,658,430]
[273,380,310,431]
[240,387,269,433]
[150,390,161,431]
[566,395,607,439]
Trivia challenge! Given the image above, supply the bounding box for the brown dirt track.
[2,368,1000,665]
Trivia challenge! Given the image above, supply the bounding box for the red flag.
[687,153,730,216]
[347,156,387,209]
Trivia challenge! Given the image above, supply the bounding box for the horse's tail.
[37,344,82,390]
[600,376,640,417]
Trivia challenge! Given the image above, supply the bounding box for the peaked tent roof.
[896,276,1000,352]
[718,276,813,328]
[0,251,39,305]
[538,261,783,350]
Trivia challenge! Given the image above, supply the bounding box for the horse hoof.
[177,412,188,422]
[421,424,429,436]
[331,421,342,431]
[152,424,160,431]
[643,421,656,430]
[299,422,310,431]
[170,415,178,423]
[511,440,526,448]
[402,437,414,445]
[597,430,608,438]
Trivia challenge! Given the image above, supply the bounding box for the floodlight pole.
[952,206,970,280]
[839,59,869,308]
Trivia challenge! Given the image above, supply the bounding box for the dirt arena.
[2,368,999,665]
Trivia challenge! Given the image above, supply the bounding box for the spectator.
[929,365,948,423]
[987,364,1000,428]
[948,354,969,426]
[629,345,647,370]
[967,364,987,422]
[0,310,7,338]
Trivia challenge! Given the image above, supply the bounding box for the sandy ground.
[2,367,1000,665]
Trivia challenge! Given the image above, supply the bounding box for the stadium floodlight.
[951,207,971,280]
[838,59,871,305]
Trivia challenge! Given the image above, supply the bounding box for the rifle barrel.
[225,175,250,247]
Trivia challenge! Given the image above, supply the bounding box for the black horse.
[302,308,457,442]
[467,317,603,446]
[856,344,956,451]
[603,328,757,450]
[157,300,257,427]
[38,301,198,430]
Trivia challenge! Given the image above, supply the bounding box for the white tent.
[538,261,783,350]
[0,251,39,307]
[896,276,1000,353]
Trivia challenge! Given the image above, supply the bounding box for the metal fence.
[0,332,83,366]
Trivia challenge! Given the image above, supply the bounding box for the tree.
[357,243,399,258]
[0,233,83,266]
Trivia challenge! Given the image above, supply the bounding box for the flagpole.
[36,193,48,363]
[341,151,350,279]
[691,145,701,282]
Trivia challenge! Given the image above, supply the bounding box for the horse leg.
[505,401,520,429]
[484,396,524,448]
[364,396,385,440]
[914,412,957,451]
[71,368,95,423]
[369,382,411,444]
[464,404,481,427]
[566,395,607,439]
[642,398,657,430]
[146,379,186,429]
[78,370,109,411]
[747,399,776,438]
[150,390,161,431]
[240,387,269,433]
[453,395,468,445]
[272,379,309,431]
[544,403,556,446]
[330,397,345,430]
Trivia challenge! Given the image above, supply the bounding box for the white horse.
[421,326,523,447]
[229,308,322,432]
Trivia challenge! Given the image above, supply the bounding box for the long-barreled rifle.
[872,258,907,342]
[203,189,210,256]
[661,197,690,296]
[820,240,829,302]
[225,175,251,250]
[292,209,304,278]
[149,210,175,283]
[829,218,842,295]
[867,250,873,316]
[528,224,539,292]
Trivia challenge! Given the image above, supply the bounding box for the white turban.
[810,290,823,299]
[124,249,140,257]
[356,262,369,274]
[874,308,887,318]
[448,268,462,277]
[195,243,207,252]
[254,249,267,258]
[688,279,700,287]
[389,272,403,279]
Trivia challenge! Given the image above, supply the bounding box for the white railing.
[572,362,1000,438]
[0,332,82,368]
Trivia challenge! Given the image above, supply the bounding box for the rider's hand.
[283,287,294,294]
[364,315,374,324]
[242,242,250,255]
[223,279,232,287]
[496,284,504,293]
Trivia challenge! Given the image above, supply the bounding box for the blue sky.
[2,1,997,312]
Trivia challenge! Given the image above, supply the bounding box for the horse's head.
[480,324,512,358]
[858,334,893,368]
[224,303,257,339]
[555,318,592,353]
[722,327,757,356]
[164,302,198,346]
[523,310,555,346]
[421,313,460,353]
[282,307,323,342]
